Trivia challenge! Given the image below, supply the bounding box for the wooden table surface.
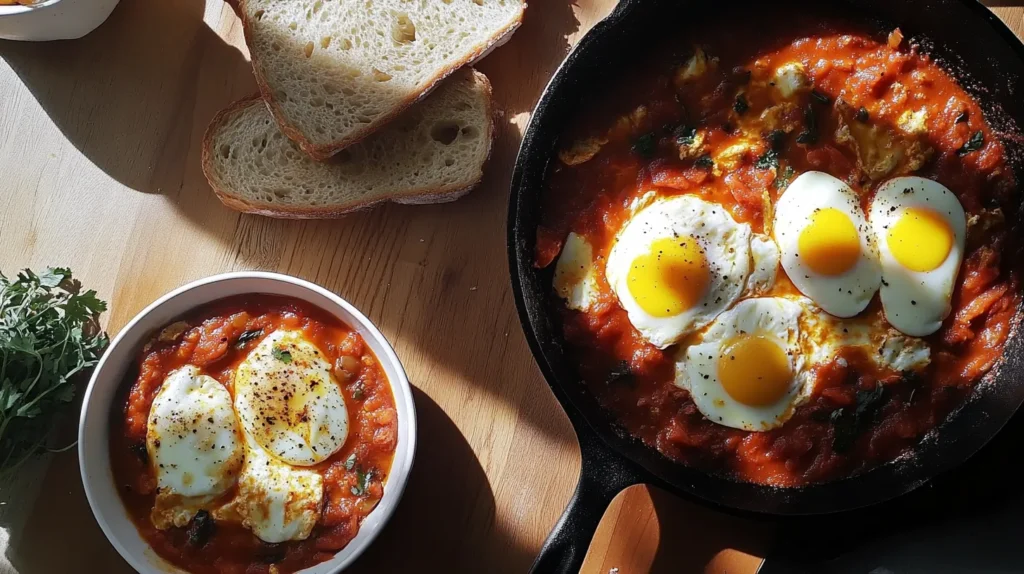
[1,1,1022,573]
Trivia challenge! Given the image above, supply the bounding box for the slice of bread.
[202,68,494,219]
[239,0,523,160]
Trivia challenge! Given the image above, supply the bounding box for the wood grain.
[0,1,1021,573]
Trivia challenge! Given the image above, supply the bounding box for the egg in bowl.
[79,273,415,574]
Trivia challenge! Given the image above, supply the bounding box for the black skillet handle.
[608,0,643,20]
[529,423,645,574]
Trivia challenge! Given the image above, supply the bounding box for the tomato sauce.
[110,295,398,573]
[538,14,1021,486]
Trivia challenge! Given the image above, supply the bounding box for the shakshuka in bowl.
[79,272,416,574]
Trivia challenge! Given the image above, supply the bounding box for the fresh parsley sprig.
[0,268,107,481]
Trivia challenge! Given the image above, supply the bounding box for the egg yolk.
[797,208,861,276]
[886,207,953,272]
[717,335,792,406]
[627,236,710,317]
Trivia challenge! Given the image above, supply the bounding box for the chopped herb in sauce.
[350,380,366,400]
[236,329,262,348]
[351,468,373,497]
[796,104,819,145]
[606,361,635,386]
[632,133,657,158]
[257,543,286,565]
[130,442,148,464]
[766,129,786,151]
[674,125,697,146]
[774,165,796,190]
[755,149,780,170]
[957,130,984,156]
[344,453,357,470]
[733,93,749,115]
[955,110,969,124]
[810,90,831,105]
[830,383,886,453]
[186,510,215,547]
[694,154,714,169]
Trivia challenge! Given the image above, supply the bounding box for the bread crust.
[201,71,496,219]
[238,0,523,161]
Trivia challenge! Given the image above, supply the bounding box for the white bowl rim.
[78,271,417,573]
[0,0,64,16]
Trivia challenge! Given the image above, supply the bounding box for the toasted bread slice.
[202,69,494,219]
[239,0,523,160]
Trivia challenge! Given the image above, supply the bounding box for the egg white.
[869,176,967,336]
[212,433,324,543]
[553,232,600,312]
[772,61,811,100]
[146,365,244,529]
[675,297,809,431]
[234,330,349,467]
[748,234,781,295]
[802,302,932,373]
[605,195,778,349]
[774,171,881,317]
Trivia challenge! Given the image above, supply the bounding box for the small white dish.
[78,271,417,573]
[0,0,120,42]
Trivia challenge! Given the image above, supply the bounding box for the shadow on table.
[254,0,588,447]
[349,388,535,573]
[355,0,585,439]
[0,0,254,228]
[2,398,134,573]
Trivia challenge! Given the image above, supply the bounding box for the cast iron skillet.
[508,0,1024,572]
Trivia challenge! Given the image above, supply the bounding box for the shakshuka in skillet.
[534,10,1021,487]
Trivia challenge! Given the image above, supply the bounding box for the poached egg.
[146,366,245,529]
[233,330,350,467]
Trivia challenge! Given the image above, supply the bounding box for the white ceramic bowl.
[0,0,120,41]
[79,272,417,573]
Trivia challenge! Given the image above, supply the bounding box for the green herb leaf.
[774,165,796,190]
[830,383,887,453]
[351,467,374,497]
[186,510,215,548]
[957,131,984,156]
[271,347,292,363]
[733,94,749,115]
[755,149,780,171]
[0,268,107,481]
[606,361,634,387]
[343,453,357,471]
[236,329,262,348]
[694,154,714,169]
[351,380,366,400]
[673,125,697,147]
[796,104,819,145]
[631,133,657,158]
[955,110,969,124]
[810,90,831,105]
